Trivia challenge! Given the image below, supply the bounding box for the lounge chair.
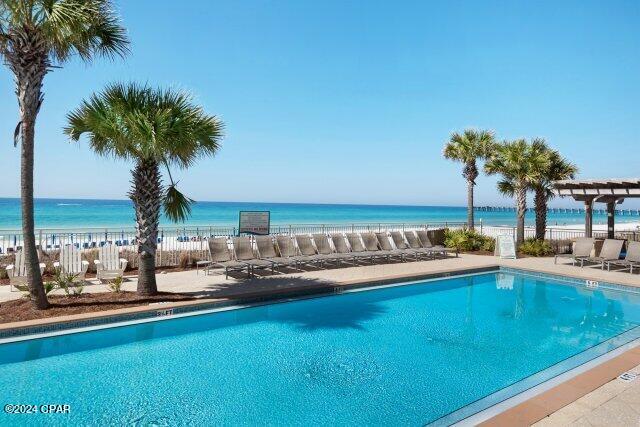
[255,235,298,272]
[312,234,354,265]
[94,244,128,282]
[232,237,275,276]
[6,250,46,291]
[605,241,640,273]
[275,235,315,267]
[389,231,426,259]
[554,237,595,265]
[404,231,437,258]
[376,232,414,260]
[330,233,372,262]
[347,233,386,261]
[205,237,250,278]
[580,239,624,269]
[416,230,457,258]
[54,245,89,281]
[360,232,403,261]
[295,234,337,266]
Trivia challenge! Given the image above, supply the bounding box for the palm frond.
[163,184,194,223]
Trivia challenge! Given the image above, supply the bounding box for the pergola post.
[584,198,593,238]
[606,201,615,239]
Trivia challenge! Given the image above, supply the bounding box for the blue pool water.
[1,272,640,426]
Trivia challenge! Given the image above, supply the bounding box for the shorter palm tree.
[530,141,577,239]
[443,129,495,230]
[65,83,224,295]
[484,139,549,245]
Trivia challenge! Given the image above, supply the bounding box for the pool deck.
[1,253,639,425]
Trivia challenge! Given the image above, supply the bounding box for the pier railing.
[1,221,638,271]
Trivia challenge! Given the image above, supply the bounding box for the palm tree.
[529,140,577,240]
[484,139,549,245]
[65,83,224,295]
[0,0,128,309]
[443,129,495,230]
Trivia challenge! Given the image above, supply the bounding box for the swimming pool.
[1,270,639,426]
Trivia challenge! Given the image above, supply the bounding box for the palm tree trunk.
[463,161,478,231]
[515,186,527,245]
[7,31,50,309]
[466,178,474,230]
[534,188,547,240]
[130,159,162,295]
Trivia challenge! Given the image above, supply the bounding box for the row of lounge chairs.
[555,237,640,273]
[205,230,456,278]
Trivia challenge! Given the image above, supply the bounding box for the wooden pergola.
[553,178,640,238]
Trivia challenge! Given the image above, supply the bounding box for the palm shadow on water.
[4,276,475,365]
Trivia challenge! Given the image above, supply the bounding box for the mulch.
[0,291,198,324]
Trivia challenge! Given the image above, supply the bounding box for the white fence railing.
[0,222,465,269]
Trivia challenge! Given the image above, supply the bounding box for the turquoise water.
[0,197,619,229]
[1,272,639,426]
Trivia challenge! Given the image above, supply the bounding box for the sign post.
[238,211,271,236]
[495,234,517,259]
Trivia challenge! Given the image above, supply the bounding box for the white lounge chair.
[54,246,89,281]
[6,250,46,292]
[94,244,128,281]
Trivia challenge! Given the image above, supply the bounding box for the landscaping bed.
[0,292,197,324]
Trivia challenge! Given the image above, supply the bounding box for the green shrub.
[108,276,124,293]
[444,229,495,252]
[519,238,554,257]
[54,270,83,297]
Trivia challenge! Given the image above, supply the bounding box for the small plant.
[54,270,83,297]
[519,238,554,257]
[108,276,124,293]
[44,281,56,295]
[444,229,495,252]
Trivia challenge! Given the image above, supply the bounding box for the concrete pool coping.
[1,255,639,424]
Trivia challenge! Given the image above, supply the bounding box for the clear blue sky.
[1,0,639,207]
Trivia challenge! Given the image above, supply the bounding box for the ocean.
[0,198,620,230]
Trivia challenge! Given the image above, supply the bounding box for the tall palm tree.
[0,0,128,309]
[484,139,549,245]
[529,140,577,240]
[65,83,224,295]
[443,129,495,230]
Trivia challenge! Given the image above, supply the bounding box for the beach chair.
[330,233,372,262]
[54,245,89,281]
[94,244,128,282]
[360,232,403,261]
[205,237,250,278]
[404,231,437,258]
[312,234,354,265]
[375,232,411,261]
[255,235,298,272]
[295,234,333,266]
[416,230,457,258]
[6,250,46,291]
[275,235,314,267]
[581,239,624,269]
[232,237,274,276]
[554,237,595,265]
[389,231,425,259]
[605,241,640,273]
[347,233,384,261]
